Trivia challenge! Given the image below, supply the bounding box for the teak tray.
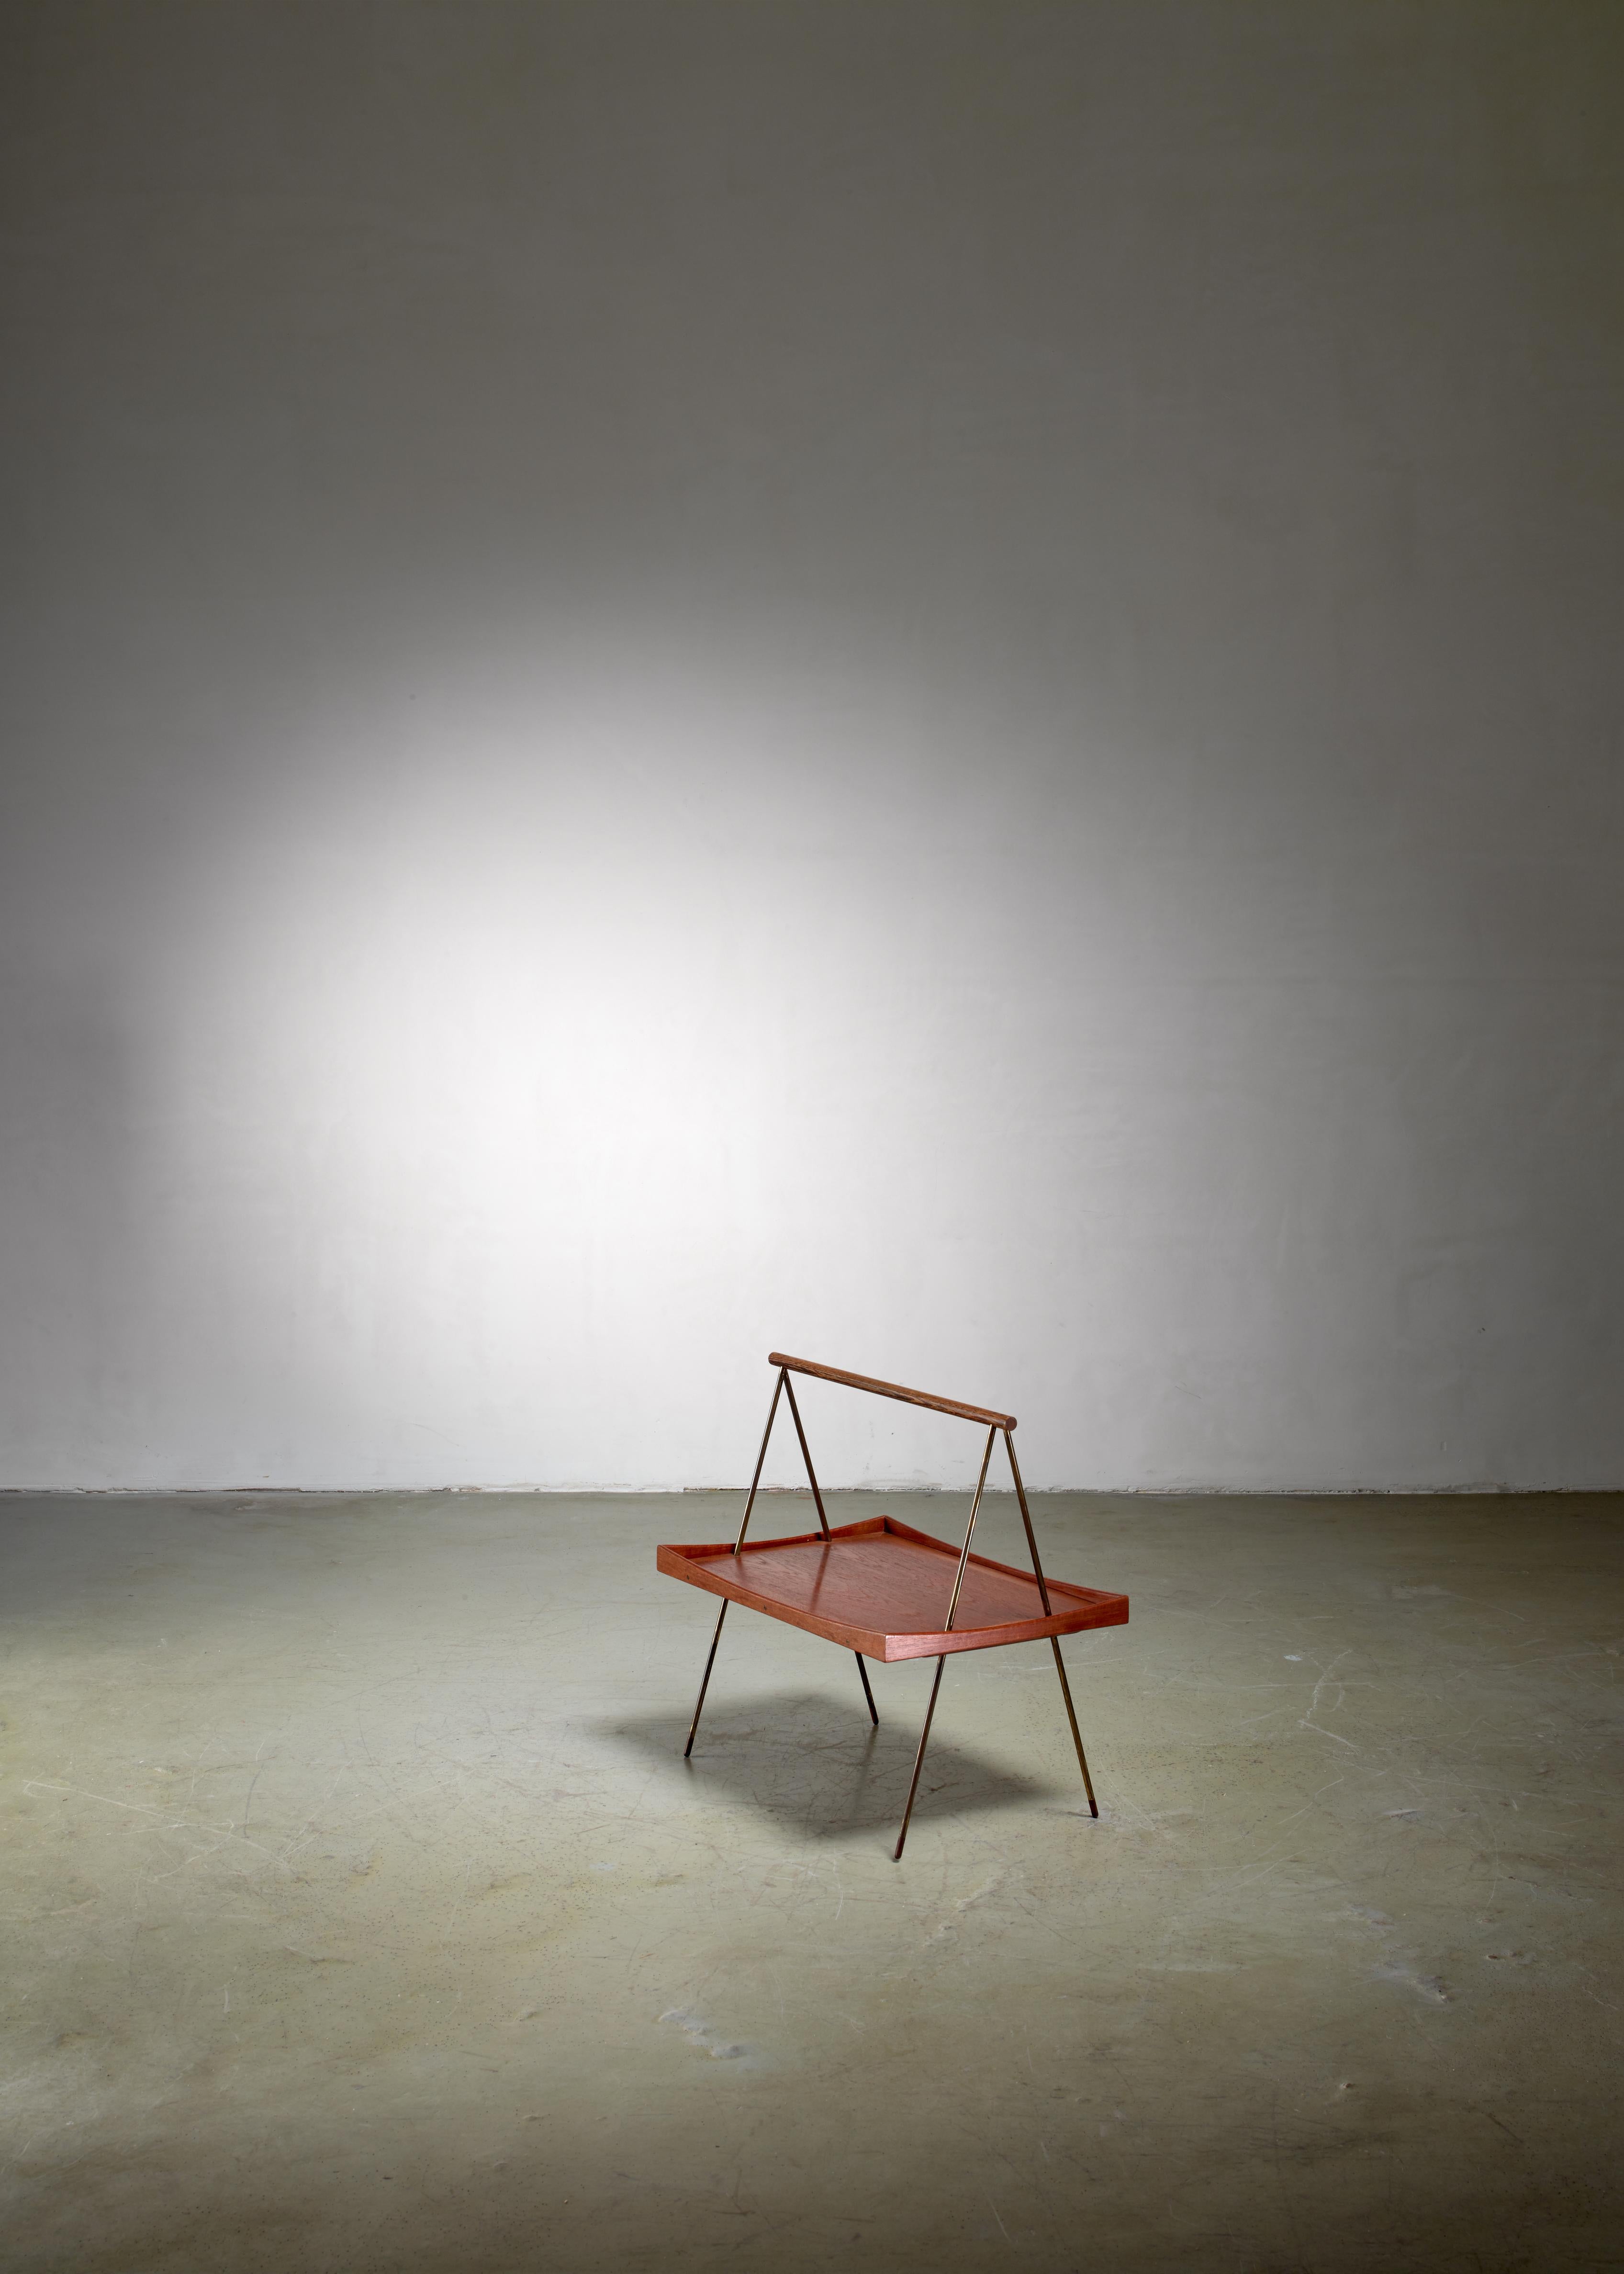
[658,1516,1128,1662]
[658,1353,1130,1860]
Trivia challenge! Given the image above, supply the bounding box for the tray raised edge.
[656,1514,1129,1663]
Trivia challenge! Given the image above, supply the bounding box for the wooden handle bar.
[767,1352,1016,1431]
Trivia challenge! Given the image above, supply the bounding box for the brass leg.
[1051,1637,1098,1816]
[784,1371,877,1725]
[1002,1429,1053,1613]
[685,1614,875,1752]
[892,1655,946,1861]
[684,1601,728,1758]
[684,1371,787,1759]
[732,1371,787,1555]
[782,1372,830,1534]
[1003,1429,1101,1817]
[942,1426,998,1629]
[890,1430,997,1858]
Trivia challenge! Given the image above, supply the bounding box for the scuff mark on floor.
[658,2007,749,2060]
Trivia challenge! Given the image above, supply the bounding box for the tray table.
[658,1353,1129,1857]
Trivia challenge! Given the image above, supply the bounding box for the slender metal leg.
[782,1373,829,1536]
[1002,1429,1053,1614]
[784,1370,877,1725]
[732,1372,787,1556]
[684,1601,728,1758]
[890,1429,998,1859]
[942,1425,998,1630]
[683,1370,786,1758]
[1050,1638,1098,1816]
[1004,1430,1100,1815]
[893,1655,946,1861]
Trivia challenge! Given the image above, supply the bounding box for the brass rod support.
[732,1368,786,1555]
[1004,1430,1098,1814]
[942,1425,998,1632]
[1002,1428,1053,1614]
[685,1369,787,1758]
[784,1368,877,1724]
[892,1655,946,1861]
[683,1601,728,1759]
[1051,1636,1098,1816]
[892,1424,998,1857]
[783,1372,829,1537]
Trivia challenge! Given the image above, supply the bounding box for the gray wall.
[2,0,1621,1491]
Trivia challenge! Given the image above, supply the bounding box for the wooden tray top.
[657,1515,1129,1663]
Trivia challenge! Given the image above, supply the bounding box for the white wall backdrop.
[2,0,1621,1490]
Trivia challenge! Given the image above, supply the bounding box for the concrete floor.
[1,1489,1620,2272]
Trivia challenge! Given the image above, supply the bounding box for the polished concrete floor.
[1,1488,1620,2272]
